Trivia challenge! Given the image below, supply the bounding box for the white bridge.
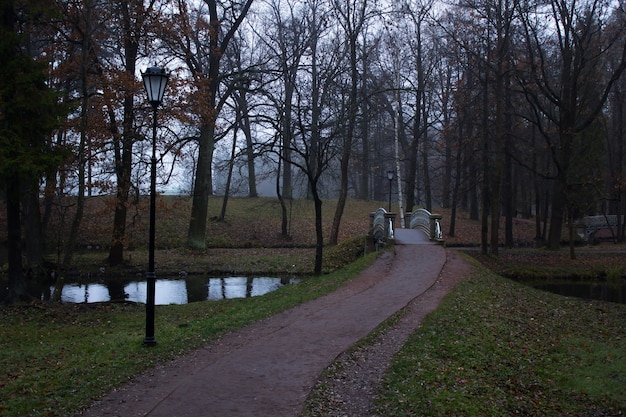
[575,215,624,243]
[368,207,444,251]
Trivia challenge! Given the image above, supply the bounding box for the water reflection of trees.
[37,275,295,304]
[185,277,206,303]
[107,279,126,301]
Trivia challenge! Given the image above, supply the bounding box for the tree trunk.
[469,157,480,221]
[548,179,566,249]
[533,130,543,241]
[421,126,431,212]
[312,187,324,275]
[188,125,214,249]
[449,120,464,237]
[480,58,490,255]
[109,124,132,265]
[242,100,257,198]
[405,99,420,212]
[282,80,294,201]
[276,156,289,237]
[5,175,25,303]
[358,38,370,200]
[394,101,406,228]
[330,4,362,245]
[219,121,238,221]
[568,207,576,260]
[481,138,490,256]
[330,133,351,245]
[504,80,514,248]
[442,133,452,209]
[22,178,42,275]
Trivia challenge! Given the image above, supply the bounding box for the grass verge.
[0,252,378,417]
[375,263,626,416]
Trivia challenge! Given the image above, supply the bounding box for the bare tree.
[163,0,253,249]
[329,0,374,245]
[291,0,343,273]
[255,0,312,235]
[518,0,626,255]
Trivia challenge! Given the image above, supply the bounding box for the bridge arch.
[368,207,444,251]
[407,208,444,242]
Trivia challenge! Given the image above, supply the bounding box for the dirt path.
[302,247,471,416]
[80,230,470,417]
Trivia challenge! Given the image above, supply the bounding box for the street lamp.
[387,170,394,212]
[141,65,169,346]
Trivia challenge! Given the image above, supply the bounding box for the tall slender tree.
[330,0,372,245]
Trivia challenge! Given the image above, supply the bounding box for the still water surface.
[529,280,625,304]
[50,276,298,305]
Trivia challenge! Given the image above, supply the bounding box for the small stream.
[526,280,626,304]
[41,275,298,305]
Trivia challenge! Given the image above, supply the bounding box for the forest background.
[2,0,626,303]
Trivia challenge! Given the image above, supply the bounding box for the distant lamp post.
[141,65,169,346]
[387,170,394,212]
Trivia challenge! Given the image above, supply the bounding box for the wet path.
[81,229,446,417]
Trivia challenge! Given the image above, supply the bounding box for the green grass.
[375,263,626,416]
[0,252,378,417]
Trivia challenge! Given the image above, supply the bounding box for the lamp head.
[142,65,169,108]
[387,170,394,181]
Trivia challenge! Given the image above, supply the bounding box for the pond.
[41,275,298,305]
[521,279,626,305]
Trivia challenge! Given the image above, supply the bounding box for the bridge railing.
[368,208,396,249]
[407,208,444,242]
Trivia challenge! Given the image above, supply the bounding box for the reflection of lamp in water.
[141,65,169,346]
[387,170,394,212]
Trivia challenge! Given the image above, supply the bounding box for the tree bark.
[5,175,25,303]
[188,124,215,248]
[312,186,324,275]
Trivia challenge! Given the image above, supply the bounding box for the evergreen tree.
[0,0,67,303]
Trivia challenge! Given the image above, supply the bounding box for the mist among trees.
[2,0,626,301]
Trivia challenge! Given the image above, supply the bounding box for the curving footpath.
[81,228,447,417]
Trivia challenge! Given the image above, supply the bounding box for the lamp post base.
[143,336,157,346]
[144,270,156,346]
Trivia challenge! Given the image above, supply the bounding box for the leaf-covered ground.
[376,266,626,416]
[0,196,383,276]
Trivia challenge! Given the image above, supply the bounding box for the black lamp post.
[141,65,169,346]
[387,170,394,212]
